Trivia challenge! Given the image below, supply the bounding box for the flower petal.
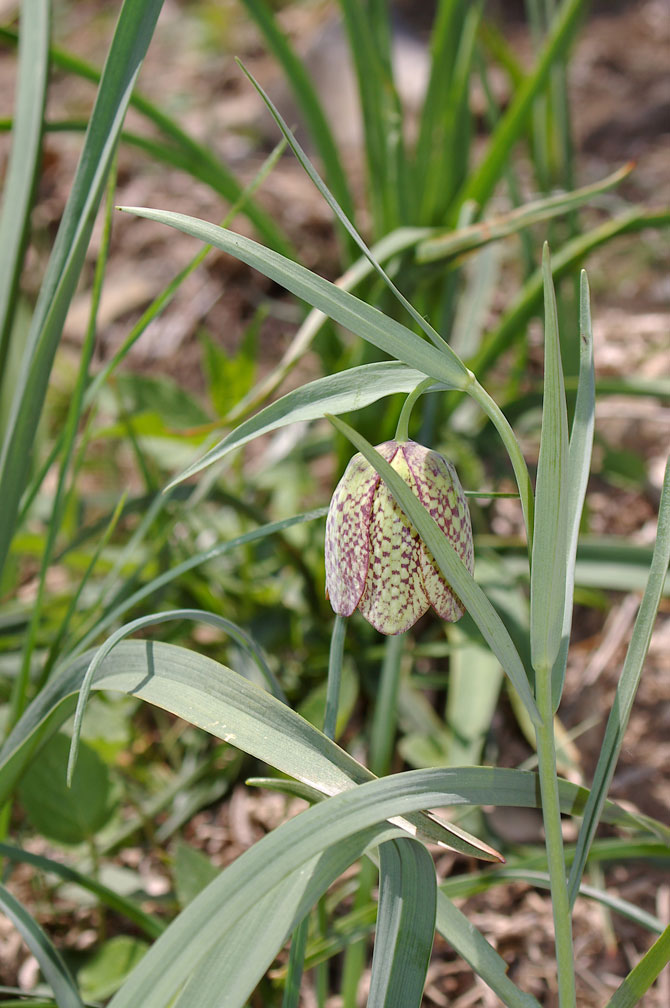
[357,449,429,634]
[325,442,398,616]
[402,442,474,622]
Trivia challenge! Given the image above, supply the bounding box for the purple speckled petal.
[357,448,430,634]
[325,441,398,617]
[402,442,474,622]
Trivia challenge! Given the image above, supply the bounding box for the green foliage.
[0,0,669,1005]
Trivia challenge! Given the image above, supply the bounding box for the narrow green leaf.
[119,207,471,394]
[238,0,355,241]
[605,924,670,1008]
[67,608,283,785]
[0,641,502,861]
[0,0,164,585]
[418,162,632,262]
[568,457,670,906]
[470,208,670,381]
[0,884,84,1008]
[458,0,586,211]
[368,839,436,1008]
[169,362,432,487]
[327,415,541,726]
[0,843,164,939]
[551,269,595,708]
[234,62,460,358]
[435,891,541,1008]
[0,0,49,380]
[530,244,570,674]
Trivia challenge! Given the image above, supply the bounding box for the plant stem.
[282,614,346,1007]
[534,663,576,1007]
[468,377,535,556]
[394,378,434,442]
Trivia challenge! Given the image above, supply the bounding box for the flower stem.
[534,662,576,1007]
[468,377,535,557]
[282,614,346,1007]
[395,378,434,442]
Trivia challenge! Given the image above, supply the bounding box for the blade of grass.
[417,162,632,262]
[168,362,435,486]
[0,0,164,589]
[551,269,595,708]
[119,207,471,406]
[235,61,457,356]
[605,924,670,1008]
[567,457,670,907]
[238,0,355,254]
[0,0,49,382]
[470,208,670,380]
[530,244,570,674]
[0,25,289,254]
[0,883,84,1008]
[0,843,164,940]
[457,0,587,213]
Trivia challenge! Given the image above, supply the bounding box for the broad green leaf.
[120,207,471,394]
[368,839,436,1008]
[173,842,219,909]
[530,245,570,676]
[78,936,148,1001]
[446,616,503,766]
[109,765,584,1008]
[18,732,115,845]
[0,0,164,585]
[169,362,432,487]
[327,415,541,727]
[0,883,84,1008]
[0,843,163,939]
[0,0,49,380]
[68,608,283,785]
[568,458,670,906]
[0,641,501,861]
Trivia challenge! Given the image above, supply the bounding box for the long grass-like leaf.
[368,839,436,1008]
[605,924,670,1008]
[417,162,632,262]
[551,269,595,707]
[238,0,355,242]
[567,458,670,906]
[0,0,164,586]
[530,245,569,675]
[0,0,49,382]
[170,362,433,485]
[0,843,164,940]
[119,207,471,405]
[0,884,84,1008]
[458,0,586,212]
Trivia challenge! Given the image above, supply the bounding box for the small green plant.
[1,1,670,1006]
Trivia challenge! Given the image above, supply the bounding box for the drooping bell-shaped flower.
[325,440,474,635]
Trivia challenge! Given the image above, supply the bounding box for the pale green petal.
[357,450,429,634]
[325,442,397,616]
